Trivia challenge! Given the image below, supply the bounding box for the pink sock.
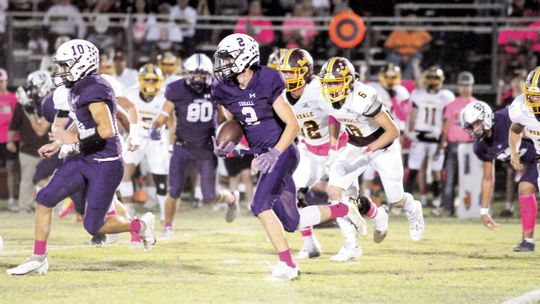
[300,226,313,237]
[278,249,296,268]
[366,202,378,218]
[106,210,117,217]
[164,222,173,229]
[33,240,47,255]
[519,194,538,234]
[130,219,142,242]
[329,203,349,218]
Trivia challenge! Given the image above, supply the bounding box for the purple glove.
[150,127,161,140]
[255,148,281,174]
[212,136,236,158]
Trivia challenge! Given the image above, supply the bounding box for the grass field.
[0,204,538,304]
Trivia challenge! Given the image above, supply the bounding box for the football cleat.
[159,228,173,240]
[105,234,120,244]
[265,261,300,282]
[513,239,535,252]
[7,254,48,275]
[138,212,156,251]
[406,200,425,241]
[373,206,389,243]
[90,233,106,245]
[296,236,322,259]
[346,197,369,237]
[225,191,240,223]
[330,246,362,262]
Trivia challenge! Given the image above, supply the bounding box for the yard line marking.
[503,289,540,304]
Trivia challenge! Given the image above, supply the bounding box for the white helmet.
[214,33,259,81]
[27,70,54,99]
[460,101,493,138]
[51,39,99,87]
[184,53,213,92]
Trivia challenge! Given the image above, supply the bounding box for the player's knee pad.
[152,174,168,196]
[431,180,440,197]
[118,181,134,197]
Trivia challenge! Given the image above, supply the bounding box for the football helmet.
[17,70,54,108]
[157,51,179,75]
[422,66,445,93]
[214,33,259,81]
[51,39,99,88]
[138,63,164,97]
[460,101,493,138]
[277,48,313,92]
[378,63,401,89]
[267,48,287,69]
[524,66,540,118]
[319,57,355,105]
[183,53,213,93]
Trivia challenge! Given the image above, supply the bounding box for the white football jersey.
[319,81,386,146]
[292,76,332,146]
[125,85,167,138]
[508,94,540,154]
[410,88,455,138]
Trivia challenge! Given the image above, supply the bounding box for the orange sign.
[329,11,366,49]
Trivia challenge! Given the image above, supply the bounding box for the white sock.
[432,198,441,208]
[300,226,316,250]
[506,202,514,211]
[299,205,322,228]
[403,193,416,213]
[147,186,157,203]
[157,195,166,222]
[194,186,203,201]
[524,237,535,243]
[336,217,358,248]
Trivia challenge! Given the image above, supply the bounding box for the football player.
[508,66,540,252]
[158,51,182,84]
[7,39,155,276]
[117,64,170,223]
[212,34,367,281]
[151,53,240,239]
[318,56,425,244]
[461,101,537,252]
[405,66,455,214]
[276,48,359,262]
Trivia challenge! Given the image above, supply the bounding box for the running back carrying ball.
[216,120,244,146]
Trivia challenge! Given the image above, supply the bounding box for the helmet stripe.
[534,68,540,89]
[327,57,337,79]
[282,49,294,68]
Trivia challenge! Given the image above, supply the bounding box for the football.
[216,120,244,146]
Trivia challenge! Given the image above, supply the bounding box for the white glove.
[126,124,141,151]
[58,144,78,159]
[15,87,31,106]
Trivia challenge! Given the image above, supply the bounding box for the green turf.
[0,206,538,304]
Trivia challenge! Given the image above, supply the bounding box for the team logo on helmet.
[277,48,314,92]
[138,63,164,97]
[460,101,493,139]
[319,57,355,104]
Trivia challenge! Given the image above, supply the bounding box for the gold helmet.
[277,48,313,92]
[98,54,115,75]
[138,63,164,97]
[319,57,355,105]
[422,66,445,92]
[379,63,401,89]
[267,48,287,69]
[157,51,179,75]
[524,66,540,117]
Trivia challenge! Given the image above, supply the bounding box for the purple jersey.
[40,94,56,124]
[165,78,217,146]
[474,108,536,164]
[212,65,286,150]
[68,73,122,160]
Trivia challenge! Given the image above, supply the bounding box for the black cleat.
[90,233,106,245]
[513,240,535,252]
[500,209,514,217]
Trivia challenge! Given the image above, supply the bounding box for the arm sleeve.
[9,104,23,131]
